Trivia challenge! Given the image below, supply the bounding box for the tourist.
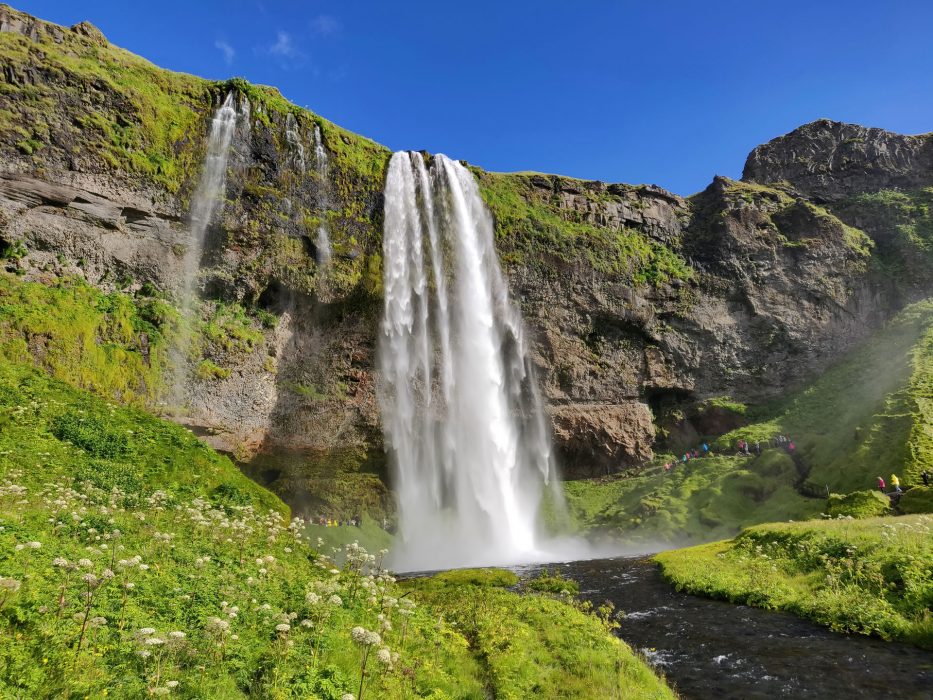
[702,443,709,455]
[891,473,901,493]
[788,441,795,453]
[877,476,886,493]
[922,470,931,487]
[754,441,761,455]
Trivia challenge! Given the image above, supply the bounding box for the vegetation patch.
[403,569,675,699]
[560,453,822,544]
[899,486,933,514]
[0,361,675,698]
[715,299,933,493]
[0,273,175,405]
[477,171,693,285]
[825,490,890,518]
[655,516,933,649]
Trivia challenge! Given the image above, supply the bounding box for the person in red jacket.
[877,476,886,493]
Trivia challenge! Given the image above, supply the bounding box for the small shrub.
[525,569,579,596]
[899,486,933,514]
[50,410,130,459]
[196,359,231,380]
[825,490,890,518]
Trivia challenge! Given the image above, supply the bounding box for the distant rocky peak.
[742,118,933,202]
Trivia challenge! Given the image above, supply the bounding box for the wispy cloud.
[214,40,235,66]
[269,30,302,59]
[311,14,341,36]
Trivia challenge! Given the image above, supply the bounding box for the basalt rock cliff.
[0,5,931,508]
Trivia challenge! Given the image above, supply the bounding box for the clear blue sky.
[14,1,933,195]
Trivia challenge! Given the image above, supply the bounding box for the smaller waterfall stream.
[380,151,562,570]
[170,92,239,403]
[312,125,333,267]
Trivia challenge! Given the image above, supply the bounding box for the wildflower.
[341,695,355,700]
[300,619,313,628]
[138,627,157,636]
[144,637,165,646]
[52,557,69,568]
[306,592,320,606]
[0,578,21,592]
[376,647,392,665]
[166,681,179,689]
[329,594,342,607]
[275,623,291,633]
[169,631,186,640]
[78,558,93,569]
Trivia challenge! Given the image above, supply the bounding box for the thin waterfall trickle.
[170,92,239,403]
[379,151,562,570]
[312,125,332,267]
[285,112,305,172]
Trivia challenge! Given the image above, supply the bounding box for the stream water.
[516,557,933,699]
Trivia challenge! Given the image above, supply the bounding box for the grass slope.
[0,361,671,698]
[562,453,823,544]
[716,299,933,493]
[403,569,676,700]
[655,516,933,649]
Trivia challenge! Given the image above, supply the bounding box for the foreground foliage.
[403,569,675,700]
[655,516,933,650]
[0,362,670,698]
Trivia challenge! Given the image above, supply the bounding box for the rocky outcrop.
[550,403,655,477]
[743,119,933,201]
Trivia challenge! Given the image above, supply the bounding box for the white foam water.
[379,151,563,571]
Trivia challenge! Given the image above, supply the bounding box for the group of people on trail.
[879,470,933,495]
[877,475,900,494]
[737,435,794,457]
[313,515,362,528]
[663,442,710,473]
[661,433,798,475]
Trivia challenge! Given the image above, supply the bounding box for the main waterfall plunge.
[380,152,563,571]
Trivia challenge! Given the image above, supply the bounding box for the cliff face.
[1,5,931,497]
[743,119,933,202]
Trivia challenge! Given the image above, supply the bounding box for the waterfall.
[183,92,238,296]
[285,112,305,172]
[379,151,560,570]
[312,125,332,267]
[170,92,239,403]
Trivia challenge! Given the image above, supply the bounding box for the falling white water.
[312,125,332,267]
[379,152,561,571]
[284,112,305,172]
[170,92,239,402]
[182,92,239,300]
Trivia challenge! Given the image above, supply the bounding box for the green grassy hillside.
[655,516,933,649]
[562,453,823,544]
[0,360,672,698]
[716,298,933,493]
[561,298,933,544]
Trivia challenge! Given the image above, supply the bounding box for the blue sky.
[15,1,933,195]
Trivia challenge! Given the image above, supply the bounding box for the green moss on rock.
[826,490,891,518]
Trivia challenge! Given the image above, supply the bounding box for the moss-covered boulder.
[825,489,891,518]
[899,486,933,514]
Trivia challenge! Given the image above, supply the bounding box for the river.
[515,557,933,699]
